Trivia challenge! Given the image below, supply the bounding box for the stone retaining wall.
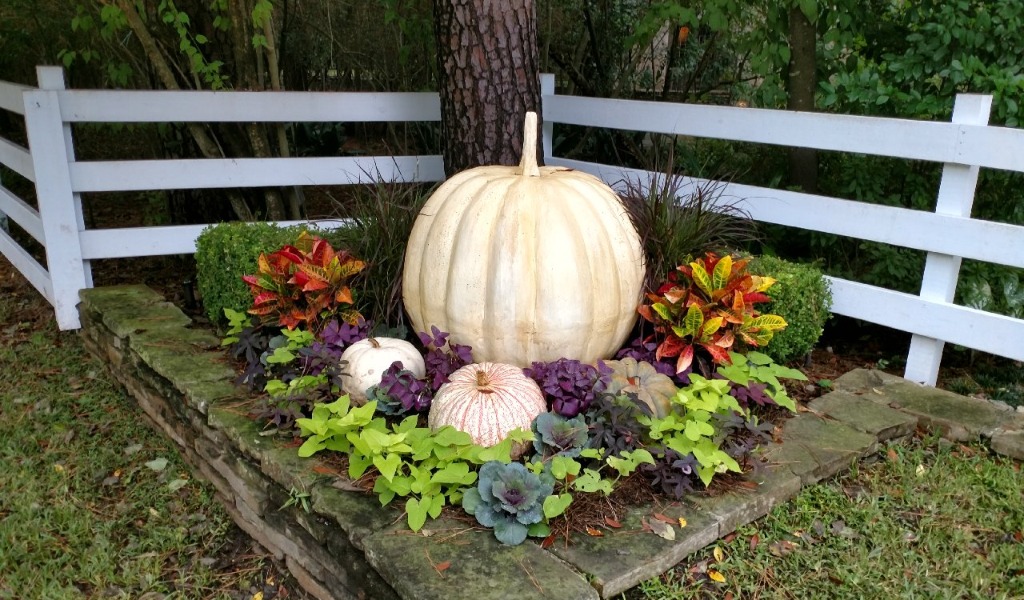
[78,285,1024,600]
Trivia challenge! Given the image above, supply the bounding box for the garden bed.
[77,284,1024,600]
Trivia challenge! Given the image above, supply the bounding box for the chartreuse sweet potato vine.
[295,395,535,532]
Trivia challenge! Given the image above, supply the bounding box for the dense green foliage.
[749,256,832,363]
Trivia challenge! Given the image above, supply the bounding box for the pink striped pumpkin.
[428,362,547,454]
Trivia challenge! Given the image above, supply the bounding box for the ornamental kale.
[418,326,474,391]
[462,462,554,545]
[532,413,589,459]
[367,362,433,415]
[524,359,612,417]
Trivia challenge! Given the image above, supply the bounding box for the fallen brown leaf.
[604,516,622,529]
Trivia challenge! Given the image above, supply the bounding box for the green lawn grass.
[0,296,296,599]
[631,434,1024,599]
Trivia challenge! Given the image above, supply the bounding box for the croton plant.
[223,233,807,547]
[638,252,787,374]
[242,231,366,331]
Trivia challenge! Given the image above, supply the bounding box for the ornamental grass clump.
[462,462,554,545]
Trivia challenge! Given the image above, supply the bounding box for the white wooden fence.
[2,66,1023,386]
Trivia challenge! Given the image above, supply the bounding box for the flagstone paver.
[808,391,918,441]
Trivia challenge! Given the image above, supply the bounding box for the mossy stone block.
[363,519,599,600]
[809,391,918,441]
[876,382,1011,441]
[310,485,398,548]
[207,406,274,462]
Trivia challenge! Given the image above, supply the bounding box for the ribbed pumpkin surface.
[403,114,644,366]
[428,362,547,449]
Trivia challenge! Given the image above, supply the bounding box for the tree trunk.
[432,0,543,176]
[787,5,818,193]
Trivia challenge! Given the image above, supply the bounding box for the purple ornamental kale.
[418,325,474,391]
[523,358,612,417]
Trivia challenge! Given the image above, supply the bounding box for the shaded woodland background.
[1,0,1023,319]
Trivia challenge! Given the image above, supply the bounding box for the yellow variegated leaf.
[689,260,713,297]
[751,275,777,293]
[683,304,704,337]
[748,314,787,331]
[712,254,732,291]
[701,316,723,339]
[708,570,726,583]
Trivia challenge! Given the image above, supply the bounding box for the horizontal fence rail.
[0,80,30,115]
[57,90,441,123]
[550,159,1024,270]
[69,155,444,192]
[546,95,1024,172]
[1,67,1022,388]
[79,219,355,260]
[548,158,1024,363]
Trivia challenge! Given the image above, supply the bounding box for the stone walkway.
[78,285,1024,600]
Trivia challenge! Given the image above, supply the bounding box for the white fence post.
[23,66,89,329]
[903,94,993,385]
[540,73,555,162]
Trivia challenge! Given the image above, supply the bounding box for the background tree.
[432,0,543,175]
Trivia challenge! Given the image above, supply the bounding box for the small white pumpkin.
[428,362,546,455]
[340,337,425,403]
[403,112,645,366]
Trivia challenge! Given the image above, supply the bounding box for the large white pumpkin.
[339,337,425,403]
[403,112,645,366]
[428,362,546,453]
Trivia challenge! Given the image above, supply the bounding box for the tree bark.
[432,0,543,176]
[787,5,818,193]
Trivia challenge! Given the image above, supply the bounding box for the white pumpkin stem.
[474,369,495,394]
[518,111,541,178]
[368,337,380,349]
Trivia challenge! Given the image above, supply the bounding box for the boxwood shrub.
[749,255,832,364]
